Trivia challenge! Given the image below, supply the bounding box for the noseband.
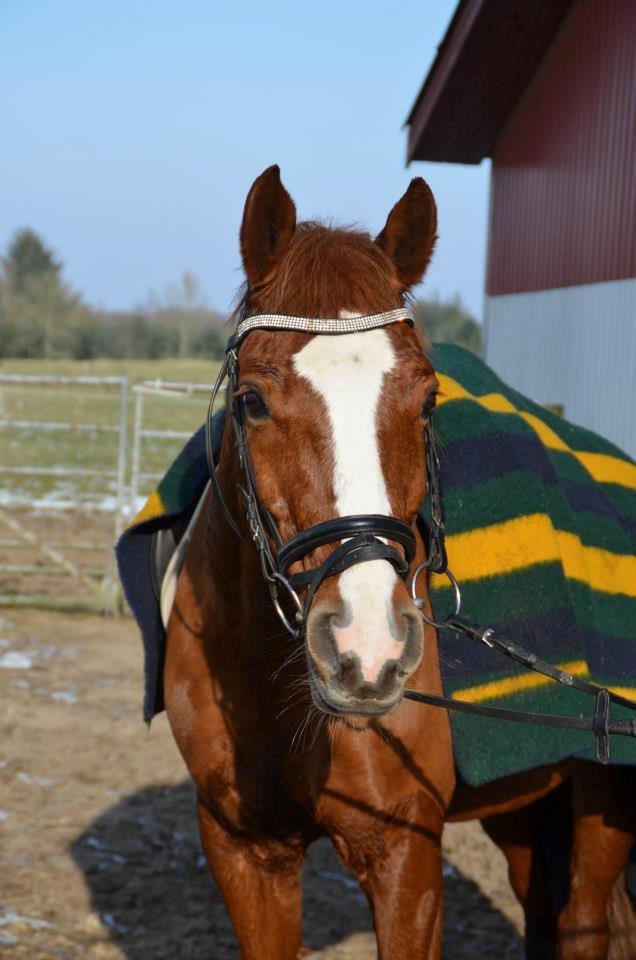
[204,307,442,636]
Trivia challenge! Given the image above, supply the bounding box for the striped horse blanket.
[116,343,636,786]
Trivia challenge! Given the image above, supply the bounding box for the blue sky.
[2,1,489,318]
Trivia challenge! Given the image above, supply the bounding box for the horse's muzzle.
[305,599,423,716]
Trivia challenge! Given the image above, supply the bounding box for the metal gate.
[128,379,211,512]
[0,374,129,612]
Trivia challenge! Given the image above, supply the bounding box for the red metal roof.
[406,0,574,164]
[486,0,636,293]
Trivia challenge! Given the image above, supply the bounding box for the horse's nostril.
[307,607,340,672]
[337,656,358,688]
[384,661,400,683]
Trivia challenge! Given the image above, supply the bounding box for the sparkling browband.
[229,307,415,349]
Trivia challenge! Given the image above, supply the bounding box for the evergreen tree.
[412,295,482,355]
[5,228,60,293]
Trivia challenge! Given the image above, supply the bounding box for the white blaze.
[293,326,404,682]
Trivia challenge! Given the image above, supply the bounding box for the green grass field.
[0,358,221,511]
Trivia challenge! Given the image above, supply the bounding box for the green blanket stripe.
[434,402,531,442]
[432,344,631,461]
[432,565,635,649]
[600,485,636,522]
[441,473,632,551]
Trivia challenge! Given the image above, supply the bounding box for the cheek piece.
[204,308,435,637]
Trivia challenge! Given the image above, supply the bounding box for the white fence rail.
[0,374,129,612]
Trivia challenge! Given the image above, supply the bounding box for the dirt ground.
[0,606,529,960]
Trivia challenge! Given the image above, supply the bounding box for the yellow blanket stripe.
[127,490,165,528]
[452,660,588,703]
[430,513,636,597]
[436,374,636,490]
[451,661,636,705]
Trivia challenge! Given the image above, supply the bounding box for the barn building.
[406,0,636,457]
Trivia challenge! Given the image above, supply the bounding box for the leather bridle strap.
[281,515,416,620]
[277,514,416,572]
[403,605,636,762]
[403,688,636,752]
[289,534,410,620]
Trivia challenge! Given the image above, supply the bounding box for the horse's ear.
[375,178,437,291]
[240,165,297,287]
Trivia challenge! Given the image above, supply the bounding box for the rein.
[206,309,636,763]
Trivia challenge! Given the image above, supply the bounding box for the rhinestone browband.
[229,307,415,349]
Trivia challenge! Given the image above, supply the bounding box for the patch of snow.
[85,835,108,851]
[51,690,77,704]
[14,771,53,787]
[0,488,141,514]
[0,907,53,929]
[0,810,9,822]
[101,913,129,934]
[0,652,32,669]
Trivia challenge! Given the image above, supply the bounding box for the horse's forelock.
[234,222,403,321]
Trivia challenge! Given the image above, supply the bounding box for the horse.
[163,165,635,959]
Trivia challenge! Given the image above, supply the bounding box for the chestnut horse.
[164,166,635,959]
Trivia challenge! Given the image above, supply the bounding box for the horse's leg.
[483,798,567,959]
[557,763,635,960]
[197,798,306,960]
[334,800,445,960]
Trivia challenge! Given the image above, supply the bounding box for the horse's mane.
[230,221,404,325]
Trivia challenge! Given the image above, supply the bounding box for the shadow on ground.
[70,780,523,959]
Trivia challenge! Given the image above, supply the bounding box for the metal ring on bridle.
[270,572,304,637]
[411,562,462,629]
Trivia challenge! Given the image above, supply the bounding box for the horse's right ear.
[240,165,297,288]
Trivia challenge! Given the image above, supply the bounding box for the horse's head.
[226,165,438,717]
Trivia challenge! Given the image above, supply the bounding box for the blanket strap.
[408,614,636,763]
[403,688,636,760]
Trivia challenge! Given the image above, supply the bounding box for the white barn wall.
[484,278,636,457]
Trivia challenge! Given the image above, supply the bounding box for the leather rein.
[205,309,636,763]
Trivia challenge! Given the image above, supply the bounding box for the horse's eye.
[420,391,437,421]
[241,390,269,420]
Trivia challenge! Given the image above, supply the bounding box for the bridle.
[205,308,423,635]
[206,308,636,762]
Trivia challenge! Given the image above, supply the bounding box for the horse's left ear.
[375,178,437,291]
